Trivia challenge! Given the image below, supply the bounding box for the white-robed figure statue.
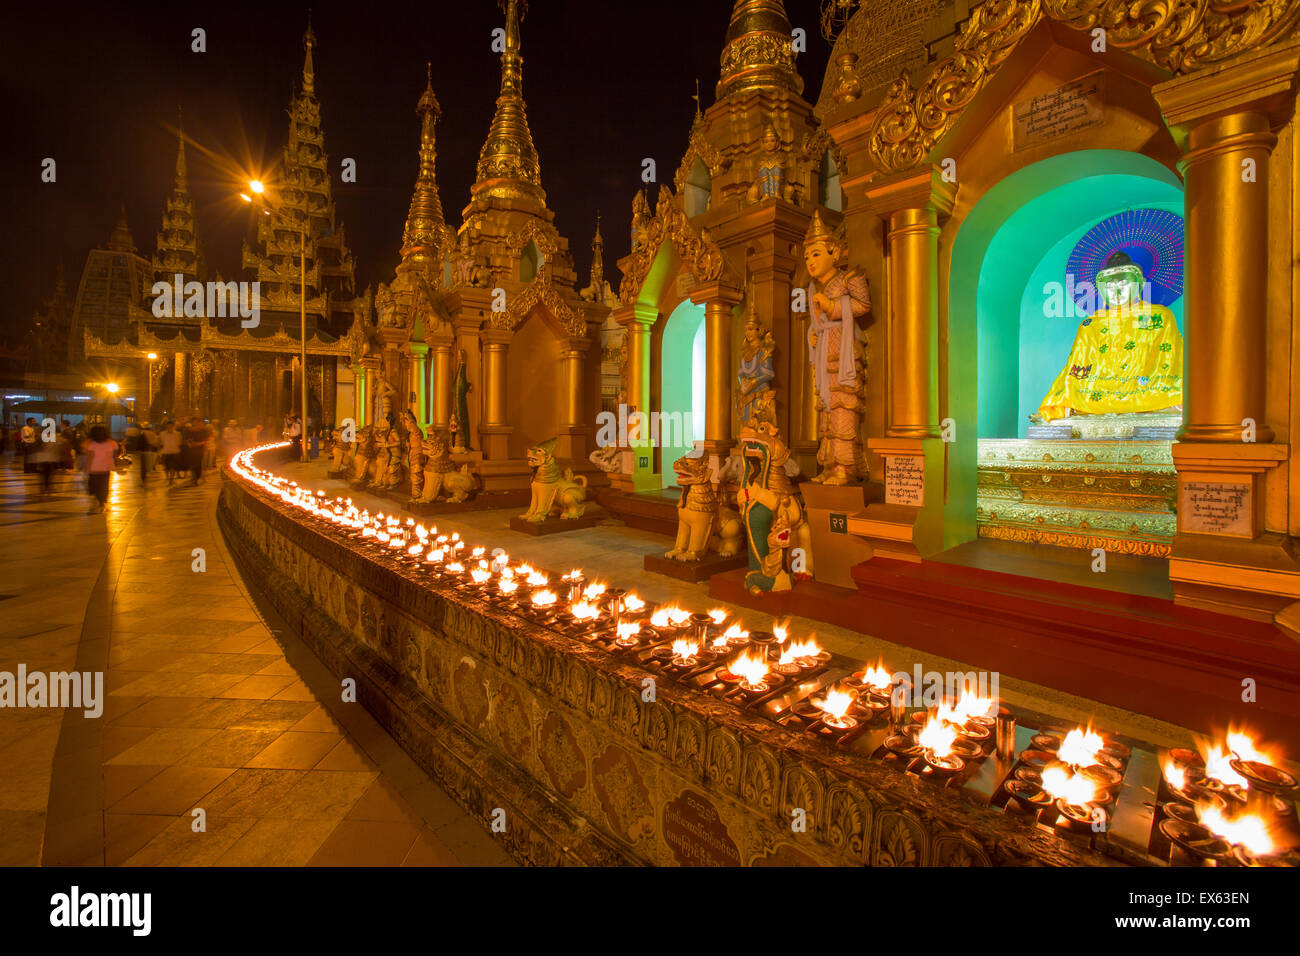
[802,210,871,485]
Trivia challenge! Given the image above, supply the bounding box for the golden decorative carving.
[617,187,741,305]
[867,0,1300,173]
[673,117,731,194]
[493,273,587,337]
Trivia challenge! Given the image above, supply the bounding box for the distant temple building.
[78,22,360,428]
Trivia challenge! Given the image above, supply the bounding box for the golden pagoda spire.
[400,62,447,270]
[175,107,187,183]
[471,0,544,206]
[108,204,136,253]
[302,15,316,96]
[716,0,804,100]
[589,212,605,289]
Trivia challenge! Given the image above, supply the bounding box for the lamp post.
[242,180,309,462]
[145,352,157,419]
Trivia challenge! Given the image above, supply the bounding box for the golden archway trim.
[617,187,741,306]
[492,271,587,338]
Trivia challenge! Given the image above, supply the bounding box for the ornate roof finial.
[401,63,447,269]
[302,13,317,96]
[716,0,803,100]
[471,0,543,206]
[174,106,187,184]
[108,204,136,253]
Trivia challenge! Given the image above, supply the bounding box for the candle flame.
[722,623,749,642]
[1204,745,1248,789]
[623,594,645,612]
[730,651,768,687]
[1199,805,1273,855]
[526,571,548,587]
[570,601,600,620]
[499,578,518,594]
[1163,759,1187,792]
[953,684,996,721]
[821,688,853,719]
[582,582,606,600]
[1041,764,1096,805]
[918,718,957,759]
[531,589,557,607]
[1058,727,1104,768]
[860,664,892,690]
[616,622,638,640]
[708,608,727,624]
[471,568,490,584]
[671,638,699,661]
[778,638,821,666]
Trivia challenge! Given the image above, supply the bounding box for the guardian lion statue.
[520,437,588,522]
[665,451,742,562]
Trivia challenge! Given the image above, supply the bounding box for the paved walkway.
[0,453,512,866]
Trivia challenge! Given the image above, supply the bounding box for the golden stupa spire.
[589,212,605,288]
[400,62,447,269]
[471,0,544,206]
[301,14,316,96]
[108,204,136,253]
[716,0,804,100]
[174,107,187,184]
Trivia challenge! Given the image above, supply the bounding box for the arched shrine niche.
[656,299,706,489]
[505,308,563,460]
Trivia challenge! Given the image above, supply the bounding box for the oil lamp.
[918,717,963,773]
[670,638,700,666]
[819,687,857,731]
[569,600,600,623]
[727,651,770,693]
[531,589,557,608]
[614,622,640,648]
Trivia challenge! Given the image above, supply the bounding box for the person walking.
[82,425,118,513]
[29,429,64,496]
[187,417,211,485]
[138,422,161,483]
[19,418,37,471]
[159,420,182,484]
[221,419,241,464]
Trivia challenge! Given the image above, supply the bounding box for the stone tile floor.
[0,453,513,867]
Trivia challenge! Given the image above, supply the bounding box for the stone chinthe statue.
[1035,251,1184,423]
[802,210,870,485]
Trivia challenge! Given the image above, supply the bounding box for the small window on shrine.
[819,150,843,212]
[521,240,544,282]
[684,157,711,218]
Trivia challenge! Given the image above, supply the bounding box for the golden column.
[1151,42,1299,620]
[885,205,942,439]
[1167,116,1277,442]
[480,327,512,459]
[408,342,429,424]
[429,335,454,432]
[558,338,590,460]
[695,290,743,454]
[611,302,657,490]
[853,166,956,560]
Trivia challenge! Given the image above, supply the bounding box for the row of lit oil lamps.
[232,444,1298,864]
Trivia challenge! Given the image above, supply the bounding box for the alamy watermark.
[888,665,1000,710]
[0,666,103,718]
[151,273,261,328]
[595,403,700,448]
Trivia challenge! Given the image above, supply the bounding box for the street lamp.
[145,353,157,419]
[242,179,309,463]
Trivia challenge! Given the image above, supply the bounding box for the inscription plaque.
[884,455,925,507]
[663,789,741,866]
[1180,481,1251,536]
[1013,73,1105,151]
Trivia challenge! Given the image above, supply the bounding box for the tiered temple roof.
[152,113,204,289]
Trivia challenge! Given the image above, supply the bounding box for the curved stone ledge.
[218,466,1121,867]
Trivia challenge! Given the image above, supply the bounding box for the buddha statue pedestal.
[849,438,948,562]
[799,483,879,589]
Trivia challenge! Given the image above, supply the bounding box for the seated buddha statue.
[1035,251,1183,423]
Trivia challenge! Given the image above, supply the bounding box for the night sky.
[2,0,831,340]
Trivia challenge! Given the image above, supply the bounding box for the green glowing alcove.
[659,300,706,488]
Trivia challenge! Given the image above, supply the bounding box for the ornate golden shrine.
[798,0,1300,627]
[347,0,607,497]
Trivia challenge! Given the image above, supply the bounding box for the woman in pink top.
[83,424,119,513]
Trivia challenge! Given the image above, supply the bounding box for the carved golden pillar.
[172,351,189,419]
[557,339,590,460]
[1177,113,1275,443]
[480,327,512,459]
[701,296,739,454]
[408,343,429,424]
[360,355,380,426]
[322,358,337,426]
[1153,43,1299,621]
[351,361,367,427]
[853,167,956,560]
[612,303,656,490]
[429,335,454,432]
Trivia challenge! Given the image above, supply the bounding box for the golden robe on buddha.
[1036,303,1183,422]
